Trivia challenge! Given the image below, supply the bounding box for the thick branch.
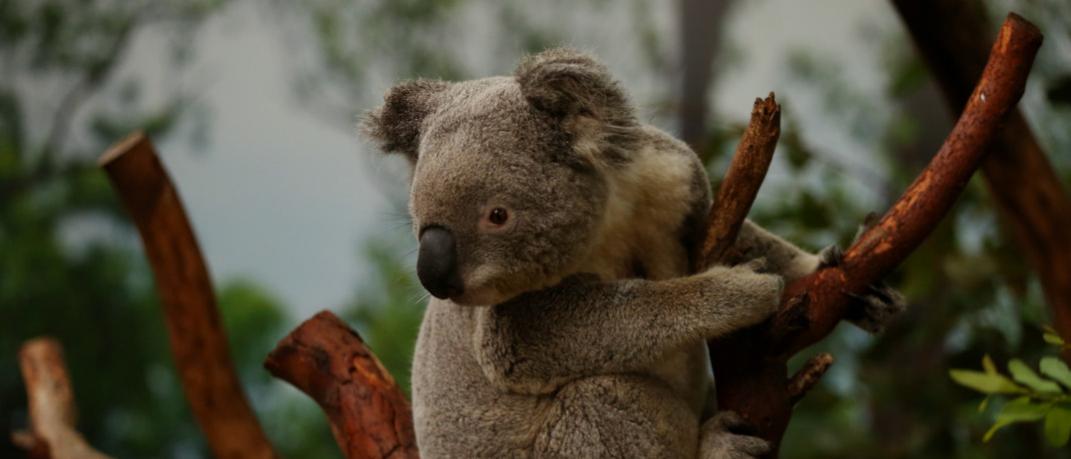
[707,14,1042,453]
[695,93,780,271]
[99,133,277,459]
[769,14,1042,355]
[12,338,110,459]
[264,311,419,459]
[893,0,1071,361]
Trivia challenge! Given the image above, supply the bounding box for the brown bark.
[695,93,781,271]
[705,14,1042,454]
[892,0,1071,360]
[264,311,419,459]
[99,133,277,459]
[12,338,111,459]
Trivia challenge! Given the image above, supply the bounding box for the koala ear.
[360,79,451,161]
[515,48,638,165]
[516,48,635,123]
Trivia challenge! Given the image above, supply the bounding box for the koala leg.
[699,411,770,459]
[533,375,698,459]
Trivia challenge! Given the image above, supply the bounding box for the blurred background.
[2,0,1070,457]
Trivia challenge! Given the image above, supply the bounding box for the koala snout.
[417,226,465,300]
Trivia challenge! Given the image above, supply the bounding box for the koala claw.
[843,282,906,333]
[814,246,905,334]
[700,411,771,459]
[739,256,771,273]
[817,244,843,268]
[815,240,905,333]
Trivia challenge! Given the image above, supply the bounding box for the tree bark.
[99,133,277,459]
[705,14,1042,455]
[695,93,781,271]
[264,311,419,459]
[12,338,111,459]
[892,0,1071,361]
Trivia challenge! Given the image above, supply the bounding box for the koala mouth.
[449,288,505,307]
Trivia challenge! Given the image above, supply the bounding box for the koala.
[362,48,904,458]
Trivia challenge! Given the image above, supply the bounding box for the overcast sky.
[117,0,896,319]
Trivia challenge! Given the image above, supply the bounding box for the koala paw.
[696,259,784,336]
[700,411,770,459]
[844,282,906,333]
[817,240,906,334]
[734,258,785,315]
[721,258,784,311]
[817,244,843,269]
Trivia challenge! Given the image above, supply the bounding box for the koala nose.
[417,226,464,300]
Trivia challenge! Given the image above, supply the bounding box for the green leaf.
[984,397,1052,442]
[1044,406,1071,447]
[949,369,1025,394]
[983,354,998,374]
[1008,359,1063,394]
[1042,326,1066,347]
[1000,397,1052,421]
[1040,357,1071,390]
[978,396,991,413]
[1044,332,1065,347]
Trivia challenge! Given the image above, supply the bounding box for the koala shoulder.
[608,125,712,271]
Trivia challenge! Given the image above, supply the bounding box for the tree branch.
[770,13,1042,356]
[12,338,110,459]
[892,0,1071,362]
[705,14,1042,454]
[99,133,277,459]
[695,93,780,271]
[264,311,419,459]
[786,353,834,405]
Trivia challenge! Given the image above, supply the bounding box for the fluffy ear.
[515,48,638,164]
[515,48,634,122]
[360,79,451,161]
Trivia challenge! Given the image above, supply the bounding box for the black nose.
[417,226,464,299]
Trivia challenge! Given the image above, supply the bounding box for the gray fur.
[362,48,904,458]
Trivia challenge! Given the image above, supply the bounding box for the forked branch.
[706,14,1042,452]
[893,0,1071,363]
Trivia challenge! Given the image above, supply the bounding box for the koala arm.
[473,263,782,395]
[726,220,819,283]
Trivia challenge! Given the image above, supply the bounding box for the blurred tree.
[0,1,335,458]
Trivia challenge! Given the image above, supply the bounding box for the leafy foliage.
[950,333,1071,447]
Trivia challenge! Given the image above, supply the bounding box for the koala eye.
[487,207,509,226]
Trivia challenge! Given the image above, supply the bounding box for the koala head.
[362,48,639,305]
